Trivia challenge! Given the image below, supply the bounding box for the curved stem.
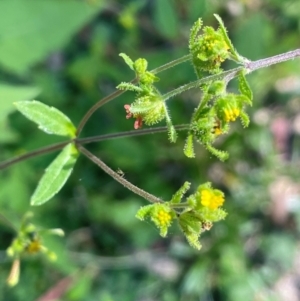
[76,78,137,137]
[77,144,163,204]
[76,55,192,136]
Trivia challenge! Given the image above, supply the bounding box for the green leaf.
[184,134,195,158]
[14,100,76,138]
[170,182,191,204]
[0,0,103,74]
[238,71,253,102]
[119,53,134,70]
[214,14,240,62]
[154,0,179,39]
[30,143,79,206]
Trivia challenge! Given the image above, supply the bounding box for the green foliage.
[30,143,78,206]
[1,1,300,300]
[6,212,64,286]
[118,53,177,141]
[0,84,40,143]
[153,0,179,39]
[14,101,77,138]
[0,0,102,74]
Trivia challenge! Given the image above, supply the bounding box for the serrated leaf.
[31,143,79,206]
[170,182,191,204]
[14,100,76,138]
[184,134,195,158]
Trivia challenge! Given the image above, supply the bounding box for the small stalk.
[0,141,71,171]
[162,67,243,101]
[151,54,192,74]
[77,144,163,204]
[0,125,189,171]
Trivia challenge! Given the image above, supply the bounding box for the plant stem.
[77,144,163,204]
[0,125,189,171]
[76,78,137,137]
[162,67,243,101]
[76,55,192,136]
[246,48,300,72]
[77,124,189,145]
[151,54,191,74]
[0,141,71,171]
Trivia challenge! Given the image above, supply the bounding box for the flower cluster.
[117,53,177,142]
[136,181,227,250]
[184,71,253,161]
[6,212,64,286]
[189,19,230,76]
[136,203,175,237]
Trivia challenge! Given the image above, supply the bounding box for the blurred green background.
[1,0,300,300]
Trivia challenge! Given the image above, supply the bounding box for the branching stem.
[0,125,189,171]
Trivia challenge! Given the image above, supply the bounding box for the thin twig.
[76,78,138,137]
[77,144,163,204]
[0,141,71,171]
[0,125,189,171]
[76,54,192,136]
[77,124,189,145]
[162,67,243,101]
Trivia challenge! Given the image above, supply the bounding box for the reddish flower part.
[124,104,133,119]
[124,104,143,129]
[134,117,143,129]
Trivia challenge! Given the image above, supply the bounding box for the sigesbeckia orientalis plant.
[1,14,300,285]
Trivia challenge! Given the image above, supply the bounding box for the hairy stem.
[77,144,163,204]
[246,48,300,72]
[151,54,191,74]
[162,67,243,101]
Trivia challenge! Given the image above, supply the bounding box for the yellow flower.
[156,209,172,226]
[224,107,240,122]
[200,189,224,210]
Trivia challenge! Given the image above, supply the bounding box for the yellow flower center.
[157,210,172,226]
[201,189,224,210]
[26,240,41,254]
[224,107,240,122]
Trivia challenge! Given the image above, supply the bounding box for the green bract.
[118,53,177,142]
